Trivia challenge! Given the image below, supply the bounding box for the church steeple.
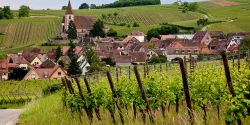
[65,0,73,15]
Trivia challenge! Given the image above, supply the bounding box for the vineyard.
[0,18,61,49]
[19,53,250,125]
[0,80,61,108]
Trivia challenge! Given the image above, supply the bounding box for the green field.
[19,59,250,125]
[0,0,250,53]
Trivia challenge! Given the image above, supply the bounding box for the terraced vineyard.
[0,18,61,48]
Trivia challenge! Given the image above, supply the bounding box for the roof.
[74,46,83,56]
[27,65,67,79]
[114,56,131,63]
[74,16,93,30]
[128,30,145,36]
[177,34,194,40]
[192,31,207,42]
[160,35,176,40]
[130,52,147,63]
[59,56,71,65]
[7,54,29,64]
[209,31,226,39]
[65,0,73,14]
[62,46,70,55]
[40,59,56,68]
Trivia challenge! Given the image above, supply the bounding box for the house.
[128,30,146,42]
[58,56,71,66]
[114,56,131,66]
[209,31,226,40]
[165,39,200,61]
[192,31,212,46]
[61,0,93,37]
[23,65,67,80]
[79,59,90,75]
[7,54,30,70]
[0,60,9,80]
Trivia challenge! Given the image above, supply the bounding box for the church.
[61,1,94,37]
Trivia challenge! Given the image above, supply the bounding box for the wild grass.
[19,91,250,125]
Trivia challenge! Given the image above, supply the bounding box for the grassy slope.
[201,0,250,33]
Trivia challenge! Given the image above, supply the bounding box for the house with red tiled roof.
[0,60,9,80]
[192,31,212,46]
[61,0,94,37]
[23,65,67,80]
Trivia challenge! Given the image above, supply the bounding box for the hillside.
[0,0,250,54]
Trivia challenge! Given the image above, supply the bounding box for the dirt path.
[0,109,23,125]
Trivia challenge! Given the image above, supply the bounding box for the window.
[69,16,71,19]
[194,50,199,54]
[58,72,62,76]
[175,49,179,54]
[187,50,191,53]
[182,50,185,54]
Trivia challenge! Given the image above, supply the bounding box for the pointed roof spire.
[65,0,73,14]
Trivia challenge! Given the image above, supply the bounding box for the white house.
[227,36,244,50]
[79,59,90,75]
[128,30,146,42]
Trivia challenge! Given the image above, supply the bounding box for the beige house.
[23,65,67,80]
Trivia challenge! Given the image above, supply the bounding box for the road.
[0,109,23,125]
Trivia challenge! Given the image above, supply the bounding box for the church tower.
[62,0,74,32]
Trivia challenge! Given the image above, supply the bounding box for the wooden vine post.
[160,64,162,72]
[83,77,101,121]
[179,58,194,125]
[221,51,242,125]
[74,77,93,123]
[143,64,147,78]
[107,71,125,124]
[237,47,241,72]
[128,66,131,80]
[134,66,155,123]
[116,67,119,83]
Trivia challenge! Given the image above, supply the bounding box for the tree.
[148,55,167,64]
[79,3,89,9]
[2,6,13,19]
[56,46,63,61]
[133,22,140,27]
[90,4,97,9]
[18,5,30,17]
[240,36,250,58]
[67,21,77,39]
[197,18,209,26]
[147,28,160,40]
[58,60,65,68]
[62,6,67,10]
[113,12,118,17]
[9,68,28,80]
[0,7,3,19]
[84,47,105,73]
[101,14,107,19]
[67,56,82,76]
[102,57,116,66]
[107,28,117,37]
[91,19,106,37]
[67,41,77,60]
[158,25,179,34]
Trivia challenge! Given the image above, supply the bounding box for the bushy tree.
[18,5,30,17]
[147,28,160,40]
[67,21,77,39]
[133,22,140,27]
[67,56,82,76]
[179,2,199,13]
[107,28,117,37]
[91,19,106,37]
[67,41,77,60]
[102,57,116,66]
[0,6,13,19]
[9,68,28,80]
[62,6,67,10]
[79,3,89,9]
[84,47,105,73]
[148,55,167,64]
[56,46,63,61]
[197,18,209,26]
[113,12,118,17]
[90,4,97,9]
[58,60,65,68]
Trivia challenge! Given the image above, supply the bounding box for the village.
[0,1,249,81]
